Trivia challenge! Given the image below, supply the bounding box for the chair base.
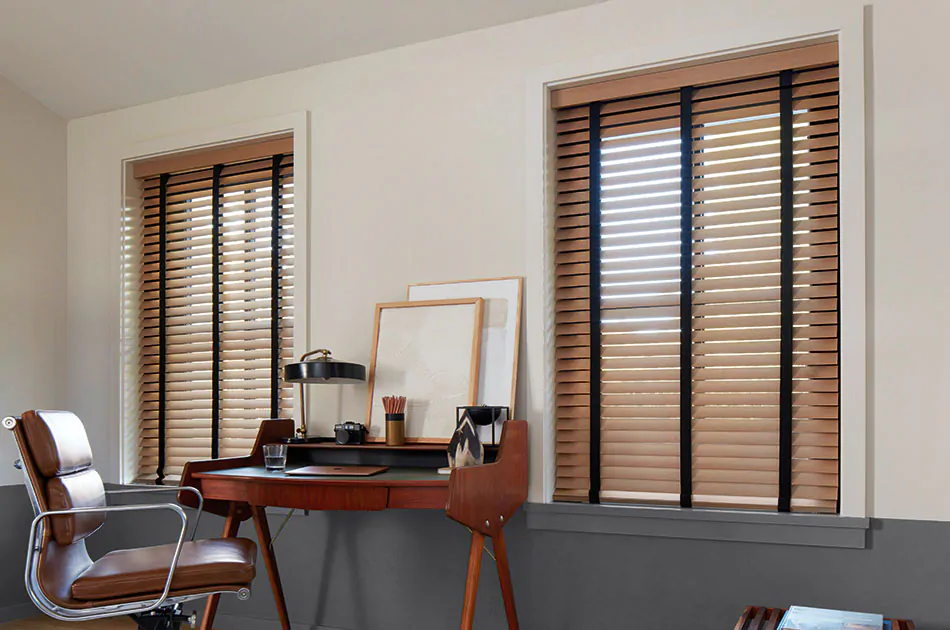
[131,604,196,630]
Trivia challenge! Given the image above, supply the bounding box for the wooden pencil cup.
[386,413,406,446]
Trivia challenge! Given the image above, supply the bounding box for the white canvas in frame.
[366,299,484,442]
[408,277,523,443]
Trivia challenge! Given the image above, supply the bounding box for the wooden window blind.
[136,140,295,482]
[552,42,839,513]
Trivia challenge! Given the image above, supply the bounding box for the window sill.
[525,502,869,549]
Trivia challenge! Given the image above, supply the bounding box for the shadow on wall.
[0,485,35,622]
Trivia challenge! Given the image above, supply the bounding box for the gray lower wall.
[0,485,37,622]
[3,482,950,629]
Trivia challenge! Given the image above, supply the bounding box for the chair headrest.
[22,410,94,478]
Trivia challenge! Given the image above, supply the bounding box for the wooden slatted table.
[736,606,915,630]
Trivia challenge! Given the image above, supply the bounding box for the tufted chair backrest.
[18,410,106,545]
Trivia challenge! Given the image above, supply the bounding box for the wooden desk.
[194,466,451,511]
[737,606,915,630]
[180,419,528,630]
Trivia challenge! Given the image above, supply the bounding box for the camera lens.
[335,427,350,444]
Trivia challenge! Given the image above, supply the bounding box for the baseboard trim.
[215,613,345,630]
[0,602,38,624]
[0,607,344,630]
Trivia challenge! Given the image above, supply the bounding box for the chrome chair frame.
[106,486,204,542]
[3,415,250,624]
[26,503,189,621]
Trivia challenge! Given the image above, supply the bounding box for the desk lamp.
[283,348,366,443]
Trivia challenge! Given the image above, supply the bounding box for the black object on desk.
[283,348,366,443]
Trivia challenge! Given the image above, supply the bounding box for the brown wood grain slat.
[133,135,292,179]
[735,605,755,630]
[764,607,783,630]
[554,94,592,502]
[552,42,837,108]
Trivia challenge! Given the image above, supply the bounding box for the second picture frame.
[365,298,484,442]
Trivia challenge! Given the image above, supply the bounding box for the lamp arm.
[298,382,308,438]
[299,349,331,362]
[293,349,329,439]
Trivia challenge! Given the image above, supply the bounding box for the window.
[131,137,295,483]
[552,43,840,513]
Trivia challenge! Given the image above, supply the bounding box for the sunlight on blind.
[137,154,294,482]
[553,50,839,513]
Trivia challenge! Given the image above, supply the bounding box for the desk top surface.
[194,465,449,486]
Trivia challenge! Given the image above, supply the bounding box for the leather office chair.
[3,410,258,630]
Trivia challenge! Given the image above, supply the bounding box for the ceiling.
[0,0,605,119]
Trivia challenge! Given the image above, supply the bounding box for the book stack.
[779,606,887,630]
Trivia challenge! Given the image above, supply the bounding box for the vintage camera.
[334,422,367,445]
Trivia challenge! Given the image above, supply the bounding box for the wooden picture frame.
[365,299,484,443]
[407,277,523,443]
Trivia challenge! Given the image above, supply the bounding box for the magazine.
[779,606,883,630]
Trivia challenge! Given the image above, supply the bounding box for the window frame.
[524,17,867,522]
[118,113,310,485]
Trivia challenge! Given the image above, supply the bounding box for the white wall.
[64,0,950,520]
[0,75,67,485]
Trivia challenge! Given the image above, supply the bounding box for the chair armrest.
[180,457,252,518]
[28,502,188,614]
[106,485,203,540]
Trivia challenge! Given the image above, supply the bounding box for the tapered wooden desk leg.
[461,531,485,630]
[200,504,242,630]
[252,505,291,630]
[492,530,519,629]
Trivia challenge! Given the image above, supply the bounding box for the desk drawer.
[201,478,390,511]
[388,486,448,509]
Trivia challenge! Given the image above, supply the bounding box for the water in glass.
[263,443,287,472]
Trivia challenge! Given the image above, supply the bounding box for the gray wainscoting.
[2,484,949,629]
[0,485,34,623]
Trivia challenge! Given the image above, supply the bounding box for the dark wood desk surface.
[195,465,449,485]
[193,465,451,511]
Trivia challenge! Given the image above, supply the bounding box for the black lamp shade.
[284,359,366,384]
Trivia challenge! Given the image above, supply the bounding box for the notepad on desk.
[285,465,389,477]
[779,606,884,630]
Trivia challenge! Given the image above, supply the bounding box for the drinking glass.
[263,443,288,472]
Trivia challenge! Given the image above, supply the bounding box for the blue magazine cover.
[778,606,883,630]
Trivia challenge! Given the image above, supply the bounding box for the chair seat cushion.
[71,538,256,601]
